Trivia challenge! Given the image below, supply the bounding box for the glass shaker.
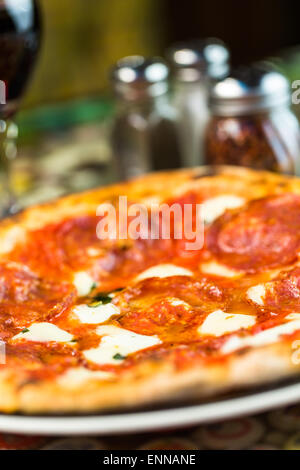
[110,56,182,181]
[167,39,230,168]
[204,65,300,175]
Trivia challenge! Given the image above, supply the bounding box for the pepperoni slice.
[259,267,300,313]
[117,276,226,340]
[207,194,300,272]
[12,216,101,277]
[119,299,202,339]
[5,342,79,379]
[12,213,180,288]
[117,276,226,312]
[0,262,75,340]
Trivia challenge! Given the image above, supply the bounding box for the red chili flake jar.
[204,65,300,174]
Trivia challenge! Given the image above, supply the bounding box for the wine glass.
[0,0,41,216]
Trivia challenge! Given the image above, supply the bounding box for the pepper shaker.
[167,39,230,167]
[204,64,300,175]
[110,56,182,181]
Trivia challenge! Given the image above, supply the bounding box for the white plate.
[0,381,300,435]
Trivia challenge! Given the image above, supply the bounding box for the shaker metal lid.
[167,38,230,81]
[209,64,291,116]
[111,56,169,100]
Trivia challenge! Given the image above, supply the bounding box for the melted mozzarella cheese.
[201,195,245,224]
[286,313,300,321]
[58,367,114,387]
[0,226,25,254]
[73,271,95,297]
[247,284,266,306]
[200,261,242,278]
[198,310,256,337]
[87,247,101,257]
[136,264,193,281]
[83,325,161,365]
[73,303,120,324]
[168,298,189,308]
[13,322,73,343]
[222,319,300,354]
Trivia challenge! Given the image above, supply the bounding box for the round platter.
[0,380,300,435]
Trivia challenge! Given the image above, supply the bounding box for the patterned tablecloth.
[2,405,300,450]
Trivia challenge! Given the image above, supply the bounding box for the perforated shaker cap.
[209,64,290,116]
[167,38,230,82]
[111,55,170,101]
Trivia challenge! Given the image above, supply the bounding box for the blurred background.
[24,0,160,106]
[3,0,300,207]
[24,0,300,106]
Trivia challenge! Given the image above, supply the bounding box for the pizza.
[1,165,300,414]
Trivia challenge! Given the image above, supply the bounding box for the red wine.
[0,0,41,118]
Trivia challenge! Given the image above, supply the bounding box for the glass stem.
[0,119,18,217]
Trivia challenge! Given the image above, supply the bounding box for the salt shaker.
[167,39,230,167]
[110,56,182,181]
[204,65,300,175]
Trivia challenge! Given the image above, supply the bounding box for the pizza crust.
[0,340,298,414]
[1,165,296,248]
